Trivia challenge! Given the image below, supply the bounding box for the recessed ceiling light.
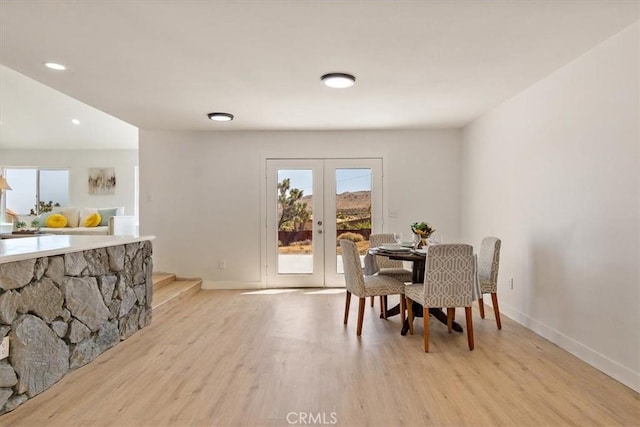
[321,73,355,88]
[207,112,234,122]
[71,119,80,125]
[44,62,66,71]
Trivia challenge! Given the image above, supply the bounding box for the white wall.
[461,23,639,391]
[139,130,462,286]
[0,149,138,216]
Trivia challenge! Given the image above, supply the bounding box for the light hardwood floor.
[1,289,638,426]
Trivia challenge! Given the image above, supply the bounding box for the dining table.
[365,246,466,335]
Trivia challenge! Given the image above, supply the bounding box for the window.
[3,168,69,215]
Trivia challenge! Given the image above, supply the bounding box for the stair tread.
[152,278,201,311]
[152,272,177,289]
[152,272,174,280]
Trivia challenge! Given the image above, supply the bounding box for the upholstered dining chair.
[405,244,476,352]
[369,233,411,318]
[368,233,412,313]
[340,239,406,336]
[477,237,502,329]
[368,233,413,281]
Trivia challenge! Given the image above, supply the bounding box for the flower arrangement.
[411,221,435,248]
[410,221,435,239]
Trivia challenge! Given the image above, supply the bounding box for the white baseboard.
[500,302,639,393]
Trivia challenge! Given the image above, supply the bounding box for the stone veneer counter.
[0,235,155,415]
[0,234,155,264]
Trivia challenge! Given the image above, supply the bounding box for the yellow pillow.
[46,213,68,228]
[83,212,102,227]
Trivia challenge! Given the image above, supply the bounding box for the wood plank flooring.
[1,289,638,426]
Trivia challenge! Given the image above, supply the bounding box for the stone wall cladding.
[0,241,153,415]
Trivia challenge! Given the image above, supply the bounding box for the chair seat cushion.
[377,268,412,282]
[361,275,405,298]
[406,282,473,308]
[404,283,423,302]
[479,279,496,293]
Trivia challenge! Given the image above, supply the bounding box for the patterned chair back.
[424,244,475,308]
[478,237,501,293]
[369,233,404,269]
[340,240,366,296]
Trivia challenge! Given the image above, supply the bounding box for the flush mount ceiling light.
[71,119,80,125]
[321,72,356,88]
[207,112,234,122]
[44,62,66,70]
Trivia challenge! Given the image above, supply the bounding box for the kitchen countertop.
[0,234,156,264]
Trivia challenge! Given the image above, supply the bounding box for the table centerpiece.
[410,221,435,248]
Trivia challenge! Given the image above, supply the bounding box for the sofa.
[13,206,135,235]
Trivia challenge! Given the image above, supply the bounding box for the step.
[152,272,177,289]
[152,277,202,317]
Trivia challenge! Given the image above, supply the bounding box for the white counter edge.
[0,235,156,264]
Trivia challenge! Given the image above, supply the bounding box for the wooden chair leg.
[423,306,430,352]
[447,307,455,333]
[491,292,502,330]
[343,291,352,324]
[400,294,406,333]
[478,296,485,318]
[370,296,374,307]
[465,306,474,351]
[380,296,387,319]
[356,297,366,336]
[407,297,414,335]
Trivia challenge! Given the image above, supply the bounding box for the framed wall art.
[88,167,116,195]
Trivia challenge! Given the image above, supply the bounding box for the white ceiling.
[0,1,638,150]
[0,65,138,150]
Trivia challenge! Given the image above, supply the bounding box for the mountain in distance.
[299,191,371,214]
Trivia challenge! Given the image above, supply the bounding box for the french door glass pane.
[335,168,372,274]
[277,169,313,274]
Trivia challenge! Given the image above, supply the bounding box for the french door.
[266,158,382,287]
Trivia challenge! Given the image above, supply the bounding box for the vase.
[413,234,428,249]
